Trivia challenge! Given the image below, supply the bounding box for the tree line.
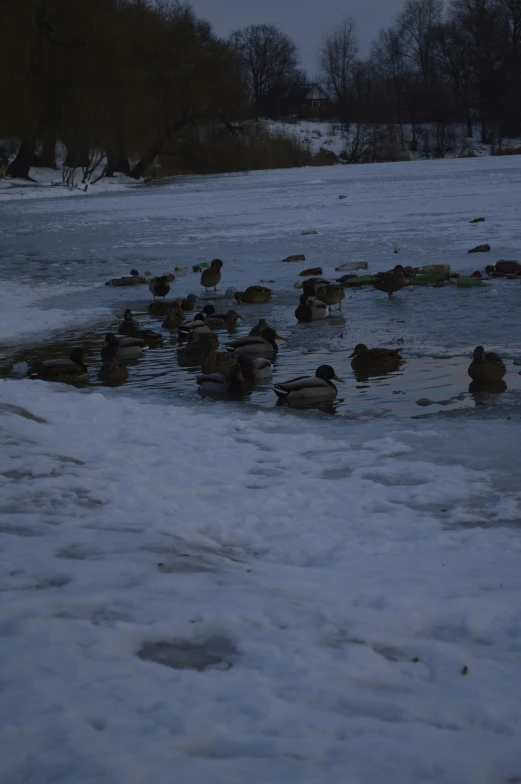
[0,0,520,181]
[320,0,521,156]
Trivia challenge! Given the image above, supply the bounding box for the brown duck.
[201,259,223,292]
[468,346,506,382]
[234,286,272,304]
[372,265,408,298]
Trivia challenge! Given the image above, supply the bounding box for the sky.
[189,0,404,75]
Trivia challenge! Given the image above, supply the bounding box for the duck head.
[349,343,368,359]
[473,345,486,361]
[123,309,133,321]
[70,347,87,370]
[130,269,139,276]
[210,259,223,269]
[316,365,344,383]
[299,293,311,305]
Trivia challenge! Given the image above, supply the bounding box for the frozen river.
[1,157,521,784]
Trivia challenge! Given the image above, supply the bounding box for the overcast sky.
[190,0,404,75]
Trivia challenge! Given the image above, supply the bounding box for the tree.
[230,23,303,118]
[319,16,359,121]
[371,26,410,145]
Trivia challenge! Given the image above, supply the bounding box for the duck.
[201,259,223,292]
[200,349,238,375]
[179,293,199,312]
[349,344,404,370]
[99,334,129,382]
[468,345,506,382]
[28,347,89,384]
[162,303,185,329]
[149,273,175,301]
[178,305,216,339]
[371,265,408,298]
[273,365,344,404]
[204,310,243,330]
[118,309,162,346]
[197,361,249,396]
[233,286,272,304]
[301,277,330,298]
[316,283,345,312]
[295,293,327,322]
[177,331,215,363]
[105,269,147,287]
[237,355,273,383]
[113,333,148,360]
[226,324,284,357]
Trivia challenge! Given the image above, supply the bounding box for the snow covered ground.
[1,156,521,783]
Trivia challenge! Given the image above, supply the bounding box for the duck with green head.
[226,321,284,357]
[28,348,89,384]
[273,365,344,404]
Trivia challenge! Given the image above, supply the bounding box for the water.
[1,283,521,419]
[1,161,521,420]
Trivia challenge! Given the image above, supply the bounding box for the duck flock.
[25,255,510,407]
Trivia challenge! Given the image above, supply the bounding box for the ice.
[1,156,521,782]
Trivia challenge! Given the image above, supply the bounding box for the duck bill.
[348,352,356,358]
[275,334,286,341]
[333,375,344,382]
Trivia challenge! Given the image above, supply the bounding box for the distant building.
[301,85,334,119]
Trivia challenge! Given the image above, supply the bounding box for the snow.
[0,280,110,345]
[1,155,521,782]
[1,381,521,784]
[0,167,138,202]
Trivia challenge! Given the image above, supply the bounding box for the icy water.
[2,285,521,419]
[1,156,521,420]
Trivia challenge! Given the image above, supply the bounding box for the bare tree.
[399,0,444,86]
[319,16,359,120]
[371,26,409,145]
[230,24,302,118]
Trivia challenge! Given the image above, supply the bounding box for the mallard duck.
[302,277,330,298]
[178,306,216,339]
[372,265,408,298]
[147,300,173,316]
[273,365,344,404]
[177,331,214,363]
[149,273,175,301]
[197,362,248,396]
[349,344,403,369]
[114,333,148,359]
[205,310,243,329]
[28,347,88,384]
[201,259,223,292]
[118,309,162,346]
[226,324,283,357]
[162,303,185,329]
[316,283,345,312]
[468,346,506,382]
[201,349,237,375]
[295,293,327,322]
[99,335,130,382]
[238,355,273,383]
[179,293,199,311]
[106,269,147,286]
[234,286,272,304]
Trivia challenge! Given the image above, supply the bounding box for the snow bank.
[0,280,110,346]
[0,379,520,783]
